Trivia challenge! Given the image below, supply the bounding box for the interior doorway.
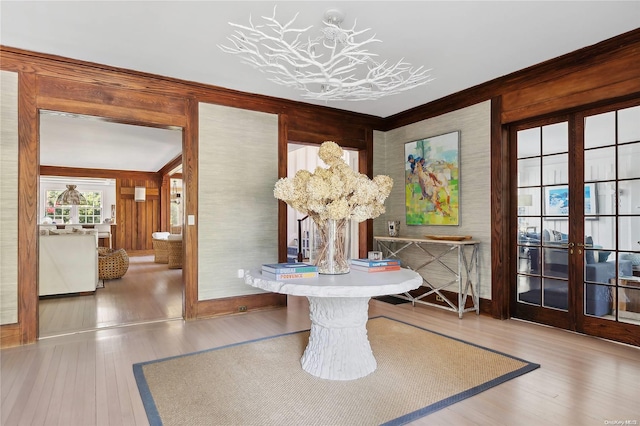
[37,111,184,338]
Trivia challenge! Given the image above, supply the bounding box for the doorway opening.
[37,111,184,338]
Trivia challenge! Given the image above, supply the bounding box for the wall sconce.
[134,186,146,202]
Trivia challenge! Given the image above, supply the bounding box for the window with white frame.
[44,189,102,224]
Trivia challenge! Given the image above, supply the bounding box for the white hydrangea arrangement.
[273,141,393,225]
[274,141,393,274]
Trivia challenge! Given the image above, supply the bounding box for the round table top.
[244,268,422,298]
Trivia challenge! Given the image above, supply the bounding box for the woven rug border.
[133,316,540,426]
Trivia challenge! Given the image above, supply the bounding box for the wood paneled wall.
[1,28,639,347]
[118,178,161,251]
[0,45,380,347]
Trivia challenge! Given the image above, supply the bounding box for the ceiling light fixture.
[218,6,433,101]
[55,185,87,205]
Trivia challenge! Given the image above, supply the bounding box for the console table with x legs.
[374,236,480,318]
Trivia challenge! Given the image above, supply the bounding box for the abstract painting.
[405,131,460,225]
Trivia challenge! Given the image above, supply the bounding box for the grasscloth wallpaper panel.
[1,71,18,324]
[198,103,278,300]
[373,101,492,299]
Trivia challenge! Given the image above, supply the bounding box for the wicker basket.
[98,247,130,280]
[152,238,169,263]
[167,239,183,269]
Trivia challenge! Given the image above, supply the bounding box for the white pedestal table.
[244,268,422,381]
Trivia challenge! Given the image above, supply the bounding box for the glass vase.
[310,218,351,274]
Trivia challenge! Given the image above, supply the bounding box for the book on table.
[261,270,319,280]
[350,258,401,267]
[350,264,402,273]
[261,262,318,274]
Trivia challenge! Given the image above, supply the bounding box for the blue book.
[261,262,318,273]
[350,258,401,267]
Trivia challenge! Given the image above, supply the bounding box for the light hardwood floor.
[3,293,639,425]
[38,255,183,338]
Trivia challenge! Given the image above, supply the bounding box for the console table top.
[374,235,479,245]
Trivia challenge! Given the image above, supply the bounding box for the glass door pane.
[516,121,570,312]
[584,105,640,325]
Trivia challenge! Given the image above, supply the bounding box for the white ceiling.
[39,111,183,172]
[2,1,639,171]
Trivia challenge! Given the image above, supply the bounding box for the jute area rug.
[134,316,539,426]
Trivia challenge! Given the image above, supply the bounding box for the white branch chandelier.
[218,7,433,102]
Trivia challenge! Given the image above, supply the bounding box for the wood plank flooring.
[38,255,183,337]
[3,291,639,425]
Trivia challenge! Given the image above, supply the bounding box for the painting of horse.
[404,131,460,225]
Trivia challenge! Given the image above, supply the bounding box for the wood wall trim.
[114,177,121,245]
[36,75,188,128]
[195,293,287,319]
[40,165,161,182]
[18,71,39,345]
[361,128,374,257]
[502,84,640,124]
[158,155,182,176]
[286,109,371,148]
[160,174,170,232]
[183,98,198,320]
[38,97,187,129]
[501,49,639,110]
[0,324,21,348]
[278,114,289,262]
[120,186,160,198]
[489,96,510,320]
[37,75,188,117]
[158,155,183,233]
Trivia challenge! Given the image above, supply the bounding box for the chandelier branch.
[218,6,432,101]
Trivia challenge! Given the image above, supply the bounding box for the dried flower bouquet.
[274,141,393,273]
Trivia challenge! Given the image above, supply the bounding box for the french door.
[512,99,640,346]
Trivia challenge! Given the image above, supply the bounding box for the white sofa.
[39,232,98,296]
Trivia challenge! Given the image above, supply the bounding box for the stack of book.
[350,258,401,272]
[261,262,318,280]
